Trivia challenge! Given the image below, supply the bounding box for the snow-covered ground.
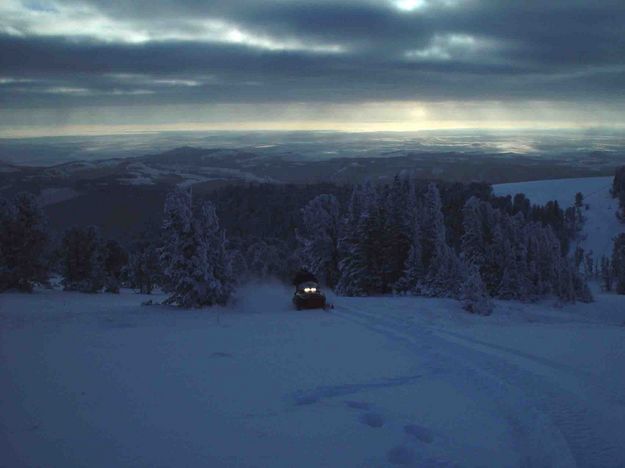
[3,176,625,467]
[494,176,624,259]
[2,283,625,467]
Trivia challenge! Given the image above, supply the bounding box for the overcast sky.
[1,0,624,136]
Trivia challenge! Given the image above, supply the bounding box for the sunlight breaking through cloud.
[1,0,624,135]
[405,34,498,61]
[0,0,346,53]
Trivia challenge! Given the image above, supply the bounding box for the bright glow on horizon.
[2,99,625,138]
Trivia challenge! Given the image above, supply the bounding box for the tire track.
[334,303,625,467]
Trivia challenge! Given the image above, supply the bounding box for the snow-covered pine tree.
[160,188,193,297]
[612,233,625,294]
[611,166,625,222]
[600,256,613,291]
[423,243,465,298]
[466,199,502,294]
[128,227,161,294]
[525,222,551,297]
[394,218,424,294]
[246,240,283,279]
[552,251,592,303]
[574,246,585,270]
[583,251,594,279]
[336,183,379,296]
[360,182,387,294]
[574,192,585,231]
[573,269,594,303]
[461,196,486,268]
[60,225,106,293]
[381,176,412,290]
[0,192,49,292]
[195,201,235,305]
[103,240,128,293]
[296,193,341,289]
[160,189,235,307]
[461,263,493,315]
[420,182,466,297]
[228,248,248,284]
[335,239,368,296]
[0,197,13,290]
[421,183,446,273]
[335,186,362,296]
[537,224,562,296]
[497,212,531,300]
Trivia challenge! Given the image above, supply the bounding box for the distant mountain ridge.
[1,144,623,239]
[1,144,623,198]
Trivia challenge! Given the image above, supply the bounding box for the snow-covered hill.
[2,284,625,467]
[494,176,624,259]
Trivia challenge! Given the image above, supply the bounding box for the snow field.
[494,176,624,259]
[3,283,625,467]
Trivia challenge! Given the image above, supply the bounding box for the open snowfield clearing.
[494,176,624,259]
[2,284,625,467]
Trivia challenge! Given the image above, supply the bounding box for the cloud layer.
[1,0,624,134]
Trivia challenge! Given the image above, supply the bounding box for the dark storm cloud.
[1,0,625,109]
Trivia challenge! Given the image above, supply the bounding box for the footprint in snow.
[345,400,371,410]
[361,412,384,428]
[404,424,433,443]
[386,445,415,465]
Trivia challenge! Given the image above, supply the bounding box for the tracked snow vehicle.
[292,270,328,310]
[293,280,327,310]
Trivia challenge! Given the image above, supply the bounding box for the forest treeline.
[3,168,625,309]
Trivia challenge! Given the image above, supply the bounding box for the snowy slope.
[2,285,625,467]
[494,176,624,259]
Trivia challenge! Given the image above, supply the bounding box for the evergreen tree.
[195,201,235,305]
[394,218,424,294]
[246,240,283,279]
[461,197,486,268]
[127,227,161,294]
[555,256,576,303]
[0,193,49,292]
[60,226,105,293]
[160,189,235,307]
[612,234,625,294]
[103,240,128,293]
[573,269,594,303]
[583,251,594,279]
[160,188,193,296]
[600,256,613,291]
[423,243,464,298]
[381,176,412,289]
[297,194,341,288]
[611,166,625,221]
[336,184,384,296]
[574,246,585,270]
[336,228,368,296]
[228,248,248,284]
[421,183,446,272]
[574,192,585,229]
[461,263,493,315]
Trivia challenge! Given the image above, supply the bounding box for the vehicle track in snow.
[333,303,625,467]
